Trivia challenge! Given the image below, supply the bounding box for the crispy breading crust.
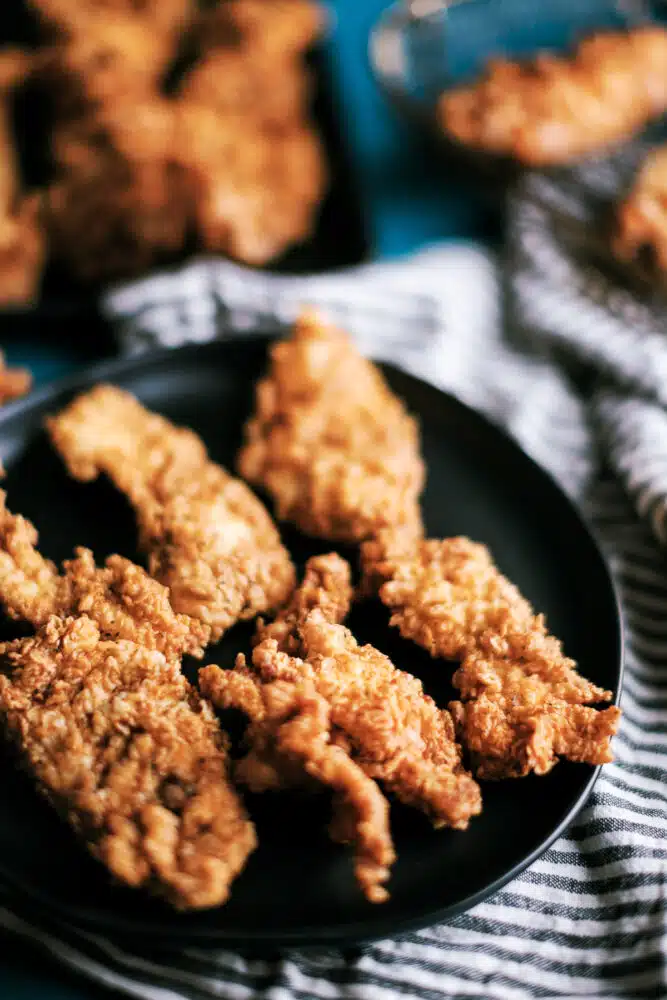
[0,615,256,909]
[0,491,210,659]
[238,311,425,545]
[47,386,295,641]
[440,27,667,166]
[201,553,396,904]
[203,555,481,900]
[201,660,395,904]
[257,551,353,654]
[372,536,621,778]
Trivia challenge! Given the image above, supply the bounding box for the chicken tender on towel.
[47,386,295,641]
[0,490,209,659]
[202,554,481,900]
[0,614,256,909]
[238,311,425,547]
[369,536,621,779]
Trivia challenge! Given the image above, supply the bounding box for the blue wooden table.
[0,2,491,996]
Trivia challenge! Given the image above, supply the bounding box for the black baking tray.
[0,2,370,347]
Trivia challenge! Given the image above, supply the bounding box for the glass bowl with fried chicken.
[369,0,667,186]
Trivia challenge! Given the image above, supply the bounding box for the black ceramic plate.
[0,339,622,949]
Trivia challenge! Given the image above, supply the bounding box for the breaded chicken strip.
[0,491,209,659]
[440,27,667,166]
[0,615,256,909]
[201,659,395,904]
[47,386,295,642]
[202,553,395,903]
[369,536,621,778]
[238,311,425,547]
[202,555,481,899]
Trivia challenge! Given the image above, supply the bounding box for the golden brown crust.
[47,385,295,641]
[249,609,481,830]
[374,536,621,778]
[256,551,352,653]
[0,615,256,909]
[238,311,425,545]
[440,27,667,166]
[203,553,482,900]
[200,660,395,904]
[0,491,210,659]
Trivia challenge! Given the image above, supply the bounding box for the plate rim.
[0,338,624,948]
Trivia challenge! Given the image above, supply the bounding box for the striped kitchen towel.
[1,173,667,997]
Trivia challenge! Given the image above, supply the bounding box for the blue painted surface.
[0,2,635,995]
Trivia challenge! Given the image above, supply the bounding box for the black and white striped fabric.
[3,159,667,997]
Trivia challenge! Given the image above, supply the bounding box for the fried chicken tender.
[201,658,395,904]
[195,0,324,60]
[613,145,667,275]
[440,27,667,166]
[0,491,210,659]
[202,553,395,904]
[47,386,295,641]
[370,536,621,779]
[202,554,480,900]
[238,311,425,546]
[0,614,255,909]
